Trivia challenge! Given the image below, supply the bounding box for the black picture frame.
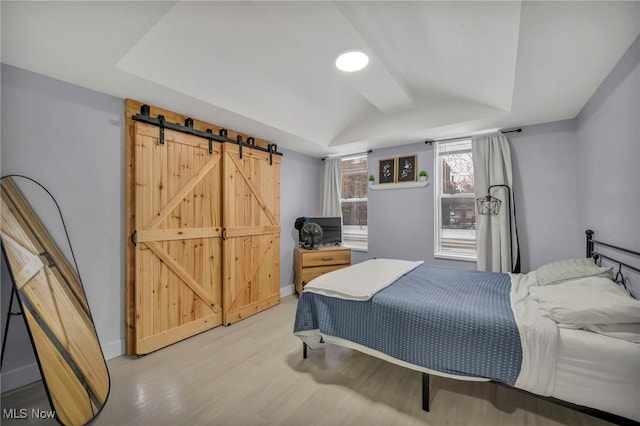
[378,158,396,184]
[397,154,417,182]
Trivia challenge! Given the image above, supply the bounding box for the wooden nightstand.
[294,246,351,294]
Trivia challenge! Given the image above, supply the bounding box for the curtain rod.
[424,128,522,145]
[321,150,372,161]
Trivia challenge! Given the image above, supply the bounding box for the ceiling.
[2,1,639,157]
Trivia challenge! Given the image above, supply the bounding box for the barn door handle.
[221,229,227,241]
[130,231,137,246]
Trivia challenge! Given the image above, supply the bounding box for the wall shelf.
[368,180,430,191]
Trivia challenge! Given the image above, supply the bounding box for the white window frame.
[340,154,368,251]
[434,140,477,261]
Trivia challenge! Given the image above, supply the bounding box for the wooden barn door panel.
[133,122,222,354]
[222,144,281,325]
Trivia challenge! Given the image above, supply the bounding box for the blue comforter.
[293,264,522,384]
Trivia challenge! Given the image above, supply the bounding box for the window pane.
[341,200,367,226]
[341,157,368,200]
[438,196,476,254]
[440,197,476,229]
[340,155,368,250]
[440,142,474,195]
[435,140,476,259]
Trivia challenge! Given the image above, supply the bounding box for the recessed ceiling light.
[335,50,369,72]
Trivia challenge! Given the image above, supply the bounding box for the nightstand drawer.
[294,246,351,294]
[301,250,351,267]
[301,264,350,286]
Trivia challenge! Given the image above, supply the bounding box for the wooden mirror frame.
[1,177,110,425]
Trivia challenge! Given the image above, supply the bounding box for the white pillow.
[535,258,612,286]
[529,276,640,324]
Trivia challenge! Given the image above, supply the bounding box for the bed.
[293,230,640,424]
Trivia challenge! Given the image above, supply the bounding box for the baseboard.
[280,284,295,298]
[101,339,124,360]
[0,339,124,394]
[0,362,41,393]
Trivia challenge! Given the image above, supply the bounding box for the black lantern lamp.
[476,184,515,271]
[476,194,502,215]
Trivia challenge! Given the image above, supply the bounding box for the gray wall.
[0,64,322,391]
[362,142,474,270]
[356,35,640,278]
[361,125,581,273]
[279,148,322,293]
[1,63,125,391]
[576,33,640,297]
[508,120,580,271]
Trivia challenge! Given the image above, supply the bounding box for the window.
[434,140,476,260]
[340,155,368,250]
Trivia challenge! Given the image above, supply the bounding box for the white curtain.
[322,157,342,217]
[472,133,520,273]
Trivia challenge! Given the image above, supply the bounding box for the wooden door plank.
[144,151,221,231]
[137,228,222,242]
[155,136,169,335]
[223,225,279,239]
[180,142,194,326]
[226,152,277,226]
[167,140,181,331]
[134,313,220,354]
[135,131,155,341]
[144,241,220,313]
[222,143,280,325]
[225,235,275,312]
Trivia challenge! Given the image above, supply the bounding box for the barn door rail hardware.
[131,105,283,161]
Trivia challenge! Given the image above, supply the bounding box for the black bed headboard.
[586,229,640,298]
[586,229,640,274]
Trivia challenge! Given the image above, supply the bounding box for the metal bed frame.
[302,229,640,425]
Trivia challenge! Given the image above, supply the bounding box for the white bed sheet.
[552,328,640,421]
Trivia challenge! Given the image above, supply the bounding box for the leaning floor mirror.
[0,176,110,425]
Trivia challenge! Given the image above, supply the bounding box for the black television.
[307,217,342,246]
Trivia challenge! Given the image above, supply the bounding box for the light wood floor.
[1,295,617,426]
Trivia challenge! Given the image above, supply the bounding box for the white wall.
[0,64,322,391]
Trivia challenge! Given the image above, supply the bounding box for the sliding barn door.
[222,144,281,325]
[133,122,223,354]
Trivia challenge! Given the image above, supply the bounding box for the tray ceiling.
[2,1,639,156]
